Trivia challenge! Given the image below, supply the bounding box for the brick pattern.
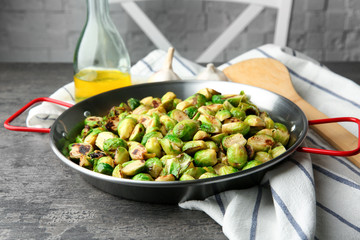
[0,0,359,63]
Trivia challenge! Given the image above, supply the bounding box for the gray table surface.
[1,62,359,240]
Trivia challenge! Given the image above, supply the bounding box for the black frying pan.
[5,81,359,204]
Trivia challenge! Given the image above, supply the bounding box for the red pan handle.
[297,117,360,156]
[4,97,74,133]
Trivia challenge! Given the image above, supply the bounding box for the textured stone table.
[1,63,359,239]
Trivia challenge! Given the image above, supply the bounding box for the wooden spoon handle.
[295,97,360,168]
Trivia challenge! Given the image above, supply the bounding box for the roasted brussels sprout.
[227,144,248,169]
[172,119,200,141]
[69,143,93,159]
[194,149,217,167]
[69,88,291,182]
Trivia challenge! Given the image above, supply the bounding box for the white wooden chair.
[109,0,293,63]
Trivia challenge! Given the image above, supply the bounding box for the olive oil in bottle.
[73,0,131,102]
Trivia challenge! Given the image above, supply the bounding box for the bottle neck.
[87,0,110,24]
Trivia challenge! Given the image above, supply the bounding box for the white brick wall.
[0,0,359,63]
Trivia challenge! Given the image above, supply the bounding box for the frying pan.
[4,81,360,204]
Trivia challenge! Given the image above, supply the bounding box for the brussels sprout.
[128,123,145,142]
[150,98,162,108]
[69,143,93,159]
[185,93,207,108]
[128,142,155,160]
[168,109,190,122]
[254,151,272,163]
[127,98,141,110]
[198,172,218,179]
[197,106,215,116]
[162,158,181,178]
[79,155,92,168]
[145,137,162,158]
[203,167,216,173]
[146,113,161,131]
[183,106,198,119]
[113,146,130,165]
[183,167,207,179]
[222,122,250,135]
[244,115,266,127]
[97,156,115,168]
[270,143,287,158]
[160,154,177,166]
[212,95,226,104]
[218,165,238,175]
[145,157,163,178]
[83,128,103,146]
[75,135,83,143]
[104,116,120,133]
[161,91,177,103]
[221,133,247,151]
[160,115,178,132]
[179,174,195,181]
[172,119,200,141]
[160,100,174,112]
[94,131,117,151]
[182,140,207,155]
[108,106,124,117]
[210,133,227,145]
[260,112,275,129]
[86,150,107,165]
[140,96,153,106]
[199,114,222,134]
[205,141,219,152]
[119,112,130,121]
[80,125,91,138]
[103,138,127,153]
[193,130,210,141]
[84,116,103,128]
[132,173,154,181]
[194,149,217,167]
[242,160,263,170]
[117,117,137,140]
[172,98,182,108]
[226,95,243,107]
[176,153,194,176]
[256,129,274,137]
[222,100,235,111]
[141,131,163,146]
[230,108,246,120]
[215,109,232,122]
[176,101,193,111]
[247,135,275,152]
[121,160,146,177]
[159,135,184,155]
[191,112,201,121]
[94,162,114,175]
[273,123,290,146]
[112,164,125,178]
[227,144,248,169]
[155,174,176,181]
[239,102,260,116]
[197,88,221,100]
[206,104,223,113]
[132,104,151,115]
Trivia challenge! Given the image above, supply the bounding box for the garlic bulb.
[196,63,229,81]
[148,47,181,82]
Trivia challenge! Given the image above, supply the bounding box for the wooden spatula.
[223,58,360,168]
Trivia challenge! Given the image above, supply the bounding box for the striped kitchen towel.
[179,45,360,240]
[26,44,360,240]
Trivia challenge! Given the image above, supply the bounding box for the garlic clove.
[196,63,229,81]
[148,47,182,83]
